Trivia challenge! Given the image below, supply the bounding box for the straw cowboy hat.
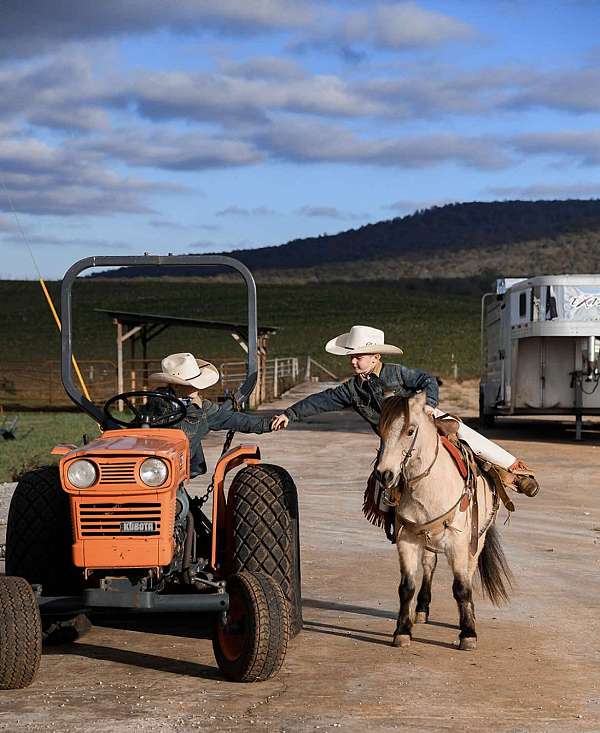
[325,325,403,356]
[149,352,220,390]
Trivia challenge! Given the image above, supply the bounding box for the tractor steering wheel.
[104,391,187,429]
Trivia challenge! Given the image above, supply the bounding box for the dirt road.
[0,380,599,732]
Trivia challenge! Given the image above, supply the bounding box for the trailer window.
[519,292,527,318]
[545,286,558,319]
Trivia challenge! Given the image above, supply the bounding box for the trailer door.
[541,337,575,408]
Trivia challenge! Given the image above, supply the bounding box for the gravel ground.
[0,380,599,732]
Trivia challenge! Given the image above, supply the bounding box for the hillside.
[90,199,600,282]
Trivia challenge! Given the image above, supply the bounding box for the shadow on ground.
[45,640,221,679]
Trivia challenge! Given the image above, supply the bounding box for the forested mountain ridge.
[93,199,600,280]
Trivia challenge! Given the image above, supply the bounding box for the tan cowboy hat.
[149,352,220,390]
[325,325,403,356]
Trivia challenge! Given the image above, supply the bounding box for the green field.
[0,278,481,379]
[0,412,100,483]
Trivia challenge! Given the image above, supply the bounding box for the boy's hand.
[271,414,289,431]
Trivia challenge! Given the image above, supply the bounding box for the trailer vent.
[97,461,138,484]
[78,502,161,536]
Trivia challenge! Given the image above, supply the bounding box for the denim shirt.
[173,399,271,478]
[284,362,438,434]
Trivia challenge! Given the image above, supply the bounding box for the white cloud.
[341,2,476,50]
[0,129,182,216]
[119,69,383,124]
[488,182,600,199]
[216,206,275,217]
[511,130,600,166]
[504,67,600,114]
[296,205,367,220]
[259,118,511,169]
[0,232,135,249]
[77,129,264,170]
[222,56,306,81]
[0,1,316,60]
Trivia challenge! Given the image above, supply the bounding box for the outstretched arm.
[399,366,439,408]
[271,381,353,430]
[208,404,271,434]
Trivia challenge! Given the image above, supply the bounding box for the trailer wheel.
[227,464,302,637]
[479,388,496,428]
[0,576,42,689]
[213,571,289,682]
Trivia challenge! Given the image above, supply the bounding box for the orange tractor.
[2,255,301,687]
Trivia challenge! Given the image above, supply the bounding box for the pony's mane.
[379,395,410,438]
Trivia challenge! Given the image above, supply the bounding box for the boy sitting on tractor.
[149,352,272,477]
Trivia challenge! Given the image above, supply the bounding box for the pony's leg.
[392,538,419,648]
[449,540,478,651]
[415,549,438,624]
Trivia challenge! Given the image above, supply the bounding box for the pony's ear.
[383,388,395,400]
[411,390,427,410]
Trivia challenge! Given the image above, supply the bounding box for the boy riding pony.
[272,326,539,539]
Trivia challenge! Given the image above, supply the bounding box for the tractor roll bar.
[61,255,258,424]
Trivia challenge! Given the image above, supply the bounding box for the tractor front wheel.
[228,464,302,637]
[213,571,289,682]
[0,576,42,689]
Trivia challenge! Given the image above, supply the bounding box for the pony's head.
[376,391,435,490]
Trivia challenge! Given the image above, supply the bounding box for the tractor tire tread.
[229,464,302,636]
[5,465,81,595]
[0,576,42,689]
[213,571,288,682]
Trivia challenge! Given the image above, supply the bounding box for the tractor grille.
[78,502,161,536]
[97,461,138,484]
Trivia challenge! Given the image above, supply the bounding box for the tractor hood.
[57,428,190,496]
[80,428,188,457]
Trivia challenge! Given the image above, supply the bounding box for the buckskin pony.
[376,391,513,650]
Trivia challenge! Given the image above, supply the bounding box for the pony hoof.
[459,637,477,651]
[414,611,428,624]
[392,634,411,648]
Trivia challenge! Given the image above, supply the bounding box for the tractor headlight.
[67,459,98,489]
[139,458,168,487]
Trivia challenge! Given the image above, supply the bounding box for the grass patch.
[0,413,100,483]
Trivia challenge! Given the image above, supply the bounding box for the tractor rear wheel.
[228,464,302,637]
[5,465,88,642]
[0,576,42,689]
[213,570,289,682]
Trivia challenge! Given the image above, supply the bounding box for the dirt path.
[1,380,599,732]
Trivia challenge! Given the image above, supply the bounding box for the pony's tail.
[478,524,513,605]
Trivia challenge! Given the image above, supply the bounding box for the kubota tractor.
[2,255,301,688]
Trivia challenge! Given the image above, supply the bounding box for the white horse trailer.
[480,275,600,439]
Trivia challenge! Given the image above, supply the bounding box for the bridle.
[387,423,441,494]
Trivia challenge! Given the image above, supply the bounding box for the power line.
[0,177,92,402]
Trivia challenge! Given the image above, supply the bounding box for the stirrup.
[382,490,396,507]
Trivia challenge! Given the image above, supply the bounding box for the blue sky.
[1,0,600,279]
